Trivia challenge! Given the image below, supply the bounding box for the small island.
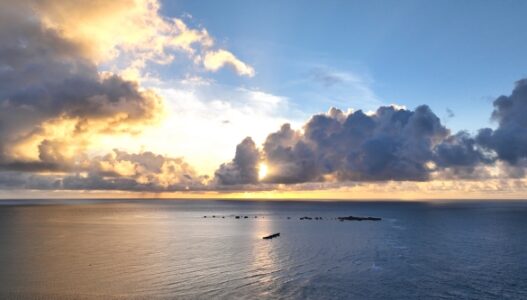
[201,214,382,222]
[337,215,382,221]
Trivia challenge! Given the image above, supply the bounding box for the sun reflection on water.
[250,216,280,288]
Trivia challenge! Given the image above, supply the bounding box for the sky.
[167,0,527,132]
[1,0,527,199]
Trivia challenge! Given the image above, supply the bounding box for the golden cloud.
[203,50,256,77]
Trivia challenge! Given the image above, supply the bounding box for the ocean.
[0,199,526,299]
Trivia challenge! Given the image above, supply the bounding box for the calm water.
[1,200,527,299]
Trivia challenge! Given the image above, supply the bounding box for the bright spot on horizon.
[258,163,268,180]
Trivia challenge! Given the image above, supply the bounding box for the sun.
[258,163,268,180]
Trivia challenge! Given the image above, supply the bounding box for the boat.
[262,233,280,240]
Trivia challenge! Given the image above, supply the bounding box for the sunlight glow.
[258,163,268,180]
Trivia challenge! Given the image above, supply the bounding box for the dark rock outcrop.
[337,215,382,221]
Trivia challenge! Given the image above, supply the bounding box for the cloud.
[5,77,527,193]
[214,103,501,187]
[213,75,527,188]
[264,105,451,182]
[261,123,317,183]
[0,0,256,178]
[0,149,207,192]
[62,149,207,191]
[446,108,455,118]
[38,0,238,68]
[203,50,255,77]
[476,79,527,165]
[0,0,261,194]
[6,0,252,81]
[0,1,164,168]
[214,137,260,185]
[121,83,296,175]
[434,132,491,168]
[310,68,346,87]
[3,0,527,196]
[0,172,61,190]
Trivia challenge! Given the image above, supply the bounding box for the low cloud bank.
[2,1,527,194]
[4,79,527,192]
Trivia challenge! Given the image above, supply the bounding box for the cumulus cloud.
[214,102,502,187]
[261,123,317,183]
[211,74,527,191]
[214,137,260,185]
[203,50,255,77]
[22,0,252,80]
[0,0,164,169]
[434,132,491,168]
[476,79,527,165]
[212,76,527,189]
[264,105,451,182]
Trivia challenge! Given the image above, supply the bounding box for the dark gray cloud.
[214,102,507,187]
[262,105,450,183]
[476,79,527,165]
[214,137,260,185]
[214,76,527,188]
[0,161,62,172]
[262,123,318,183]
[434,132,491,168]
[0,172,61,190]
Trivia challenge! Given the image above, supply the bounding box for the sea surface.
[1,199,527,299]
